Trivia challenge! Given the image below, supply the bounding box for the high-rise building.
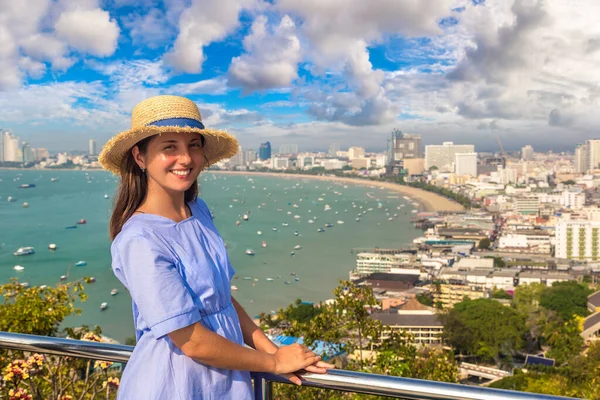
[89,139,97,156]
[244,150,257,164]
[588,140,600,171]
[278,144,298,154]
[3,131,20,162]
[521,145,534,161]
[22,143,35,163]
[575,144,588,174]
[0,129,4,162]
[454,153,478,177]
[425,142,475,172]
[259,142,271,160]
[391,130,422,162]
[36,148,49,161]
[328,143,339,156]
[348,147,365,160]
[556,219,600,261]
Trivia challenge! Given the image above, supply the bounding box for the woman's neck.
[139,182,190,221]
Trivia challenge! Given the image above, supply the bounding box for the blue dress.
[110,198,253,399]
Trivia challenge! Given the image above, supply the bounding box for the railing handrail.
[0,331,578,400]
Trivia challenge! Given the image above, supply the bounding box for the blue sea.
[0,170,421,342]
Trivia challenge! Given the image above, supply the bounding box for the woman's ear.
[132,146,146,170]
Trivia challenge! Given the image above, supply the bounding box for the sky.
[1,0,600,153]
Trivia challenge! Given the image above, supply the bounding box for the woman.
[99,95,333,399]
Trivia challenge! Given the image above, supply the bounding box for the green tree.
[491,288,512,300]
[0,280,120,399]
[539,281,592,321]
[441,298,526,363]
[478,238,491,250]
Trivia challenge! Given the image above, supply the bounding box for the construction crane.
[496,134,506,167]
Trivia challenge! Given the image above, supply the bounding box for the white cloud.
[170,77,229,95]
[19,57,46,78]
[228,15,301,92]
[55,8,120,57]
[164,0,255,73]
[123,9,174,49]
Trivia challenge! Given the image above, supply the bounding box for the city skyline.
[0,1,599,152]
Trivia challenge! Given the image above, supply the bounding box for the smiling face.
[132,131,206,196]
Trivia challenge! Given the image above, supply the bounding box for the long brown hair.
[109,136,199,240]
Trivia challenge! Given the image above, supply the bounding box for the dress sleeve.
[115,234,202,339]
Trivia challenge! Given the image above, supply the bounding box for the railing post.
[252,373,273,400]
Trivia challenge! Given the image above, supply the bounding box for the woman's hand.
[282,360,336,385]
[272,343,321,375]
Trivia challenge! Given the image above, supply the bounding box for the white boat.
[21,282,29,288]
[324,205,331,211]
[104,194,109,199]
[266,278,274,282]
[60,275,67,281]
[308,219,314,224]
[13,265,23,271]
[243,214,249,221]
[7,196,15,202]
[245,249,255,256]
[22,202,28,208]
[14,247,35,256]
[337,220,344,224]
[356,218,360,221]
[262,241,267,248]
[39,285,47,289]
[100,302,108,311]
[243,277,252,280]
[110,289,118,296]
[272,227,277,231]
[50,177,59,182]
[75,261,87,266]
[257,231,262,235]
[294,231,299,236]
[294,245,302,250]
[230,285,238,291]
[282,222,289,227]
[48,244,57,250]
[411,210,418,213]
[293,215,300,219]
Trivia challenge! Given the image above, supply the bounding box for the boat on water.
[111,289,118,296]
[13,265,23,271]
[236,221,241,226]
[325,223,333,228]
[88,277,96,283]
[21,282,29,288]
[231,285,238,291]
[356,218,360,222]
[317,228,325,232]
[18,184,35,189]
[266,278,274,282]
[294,231,299,236]
[40,285,47,289]
[308,219,314,224]
[48,244,57,250]
[284,281,291,285]
[60,275,67,281]
[7,196,15,202]
[75,261,87,266]
[337,220,344,224]
[290,251,295,256]
[294,277,300,281]
[294,245,302,250]
[243,277,252,280]
[22,202,28,208]
[245,249,255,256]
[14,247,34,256]
[65,226,77,229]
[261,241,267,248]
[100,302,108,311]
[50,177,59,182]
[243,214,249,221]
[104,194,109,199]
[257,230,262,235]
[282,222,289,227]
[77,219,86,224]
[272,227,278,231]
[324,204,331,211]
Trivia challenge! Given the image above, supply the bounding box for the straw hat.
[99,95,238,175]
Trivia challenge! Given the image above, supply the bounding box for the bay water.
[0,170,421,342]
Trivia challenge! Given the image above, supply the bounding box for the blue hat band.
[146,117,205,130]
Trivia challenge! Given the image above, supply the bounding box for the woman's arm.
[168,321,319,374]
[232,296,278,354]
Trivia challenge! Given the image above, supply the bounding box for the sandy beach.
[210,171,464,213]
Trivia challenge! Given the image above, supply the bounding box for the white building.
[278,144,298,154]
[348,147,365,160]
[297,154,315,168]
[562,191,586,209]
[454,152,478,177]
[271,157,290,169]
[496,166,518,184]
[425,142,474,172]
[588,140,600,171]
[89,139,97,156]
[351,253,415,278]
[521,145,534,161]
[56,153,68,165]
[556,219,600,261]
[3,132,20,162]
[575,144,588,174]
[322,159,346,170]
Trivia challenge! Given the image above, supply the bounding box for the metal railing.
[0,331,578,400]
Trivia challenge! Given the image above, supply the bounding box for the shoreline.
[209,171,464,213]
